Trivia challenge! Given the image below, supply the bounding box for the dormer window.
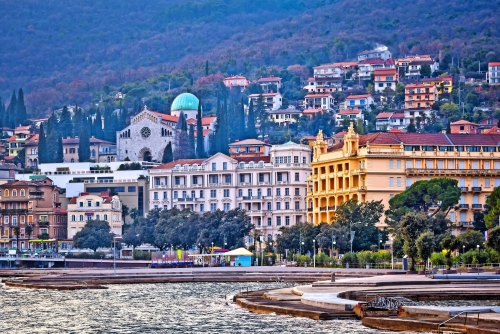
[239,162,245,168]
[258,161,264,168]
[184,165,188,171]
[249,162,255,168]
[192,164,198,171]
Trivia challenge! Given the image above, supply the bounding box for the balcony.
[173,184,187,189]
[152,185,167,190]
[461,221,474,228]
[472,204,483,210]
[307,208,313,212]
[319,206,326,211]
[459,204,469,210]
[328,206,336,211]
[241,196,267,201]
[238,182,251,187]
[472,187,482,192]
[38,220,49,227]
[276,181,288,185]
[0,209,28,214]
[175,197,199,202]
[460,187,468,192]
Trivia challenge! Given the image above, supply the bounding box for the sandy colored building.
[67,191,123,239]
[307,123,500,233]
[404,83,438,110]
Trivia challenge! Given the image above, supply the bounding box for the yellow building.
[307,123,500,233]
[422,76,453,94]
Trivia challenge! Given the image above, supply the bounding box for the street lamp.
[332,232,336,258]
[350,221,362,253]
[112,236,122,276]
[313,239,316,268]
[390,238,394,270]
[211,242,214,254]
[301,241,304,255]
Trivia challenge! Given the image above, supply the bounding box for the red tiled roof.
[193,129,211,137]
[229,139,267,146]
[151,112,179,123]
[6,135,17,142]
[338,109,362,115]
[451,120,476,126]
[483,127,500,134]
[305,93,331,98]
[376,112,394,119]
[333,62,358,67]
[303,109,322,114]
[234,156,271,163]
[374,68,397,76]
[405,83,435,88]
[301,136,316,140]
[388,128,404,133]
[154,159,206,169]
[346,94,371,99]
[69,197,77,204]
[334,131,347,137]
[490,62,500,66]
[391,113,405,119]
[224,75,248,80]
[104,197,113,203]
[257,77,281,82]
[186,116,217,126]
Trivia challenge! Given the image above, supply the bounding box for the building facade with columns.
[148,142,312,244]
[307,123,500,234]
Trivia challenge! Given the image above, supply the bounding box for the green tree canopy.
[73,220,114,252]
[485,186,500,229]
[486,226,500,254]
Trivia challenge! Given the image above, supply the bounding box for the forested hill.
[0,0,498,114]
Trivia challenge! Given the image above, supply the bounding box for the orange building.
[404,83,438,110]
[450,120,479,134]
[374,68,398,92]
[228,139,271,158]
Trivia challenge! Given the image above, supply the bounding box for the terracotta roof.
[151,112,179,123]
[333,62,358,67]
[303,109,322,114]
[186,116,217,126]
[447,134,500,146]
[388,128,404,133]
[104,197,113,203]
[451,120,476,126]
[69,197,77,204]
[6,135,17,142]
[313,63,338,69]
[234,156,271,163]
[154,159,206,169]
[391,113,405,119]
[301,136,316,140]
[257,77,281,82]
[224,75,248,80]
[248,93,280,97]
[193,129,211,137]
[374,68,397,76]
[229,139,268,146]
[334,131,347,137]
[405,83,434,88]
[346,94,371,99]
[305,93,332,98]
[338,109,362,115]
[60,137,115,145]
[483,126,500,134]
[490,62,500,66]
[376,112,394,119]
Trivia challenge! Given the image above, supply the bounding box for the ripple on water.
[1,282,401,334]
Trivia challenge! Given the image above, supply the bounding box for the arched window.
[12,190,17,197]
[267,188,272,196]
[249,162,254,168]
[258,161,264,168]
[104,214,108,221]
[257,189,262,198]
[70,158,75,163]
[71,215,75,221]
[4,190,8,197]
[20,189,25,197]
[79,215,84,221]
[91,149,96,157]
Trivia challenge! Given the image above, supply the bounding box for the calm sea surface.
[0,282,400,334]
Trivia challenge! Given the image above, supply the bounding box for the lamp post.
[211,242,214,253]
[331,232,336,258]
[299,233,303,255]
[301,241,304,255]
[390,238,394,270]
[112,236,122,276]
[313,239,316,268]
[350,221,361,253]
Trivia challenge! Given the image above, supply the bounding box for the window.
[200,204,204,212]
[295,173,299,181]
[128,186,136,192]
[276,188,281,196]
[153,205,158,211]
[12,190,17,197]
[397,160,401,169]
[211,163,216,171]
[79,215,84,221]
[224,175,231,183]
[303,157,306,164]
[153,192,158,200]
[199,190,204,198]
[163,205,168,211]
[238,189,243,197]
[267,218,272,226]
[389,177,394,187]
[276,216,281,226]
[95,202,100,207]
[210,203,217,211]
[285,188,290,196]
[12,216,17,226]
[295,201,300,210]
[389,194,394,199]
[3,190,8,197]
[267,188,272,196]
[20,189,25,196]
[397,177,401,187]
[389,160,393,169]
[223,162,227,170]
[285,216,290,226]
[406,177,412,188]
[267,202,272,210]
[427,160,433,169]
[86,200,91,207]
[87,215,92,221]
[223,203,230,211]
[3,216,8,224]
[223,189,229,197]
[485,179,491,188]
[285,202,290,210]
[173,191,178,199]
[79,202,83,207]
[485,161,490,169]
[239,175,245,183]
[96,214,100,220]
[294,156,299,163]
[210,190,216,198]
[71,215,76,221]
[406,161,412,168]
[163,192,168,199]
[276,202,281,210]
[277,173,283,181]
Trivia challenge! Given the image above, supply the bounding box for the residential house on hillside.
[304,93,335,111]
[335,110,364,126]
[404,83,438,110]
[256,76,282,92]
[229,139,271,158]
[304,76,342,93]
[357,59,394,81]
[374,68,398,92]
[487,62,500,85]
[450,120,479,134]
[396,55,439,79]
[223,75,250,91]
[357,44,392,61]
[422,76,453,94]
[342,94,374,111]
[267,107,302,127]
[248,92,282,111]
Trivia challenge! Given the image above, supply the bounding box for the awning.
[28,239,56,242]
[223,248,253,256]
[0,239,10,243]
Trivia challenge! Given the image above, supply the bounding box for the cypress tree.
[196,101,205,158]
[0,98,4,135]
[205,60,209,76]
[237,98,245,140]
[93,110,104,139]
[38,123,47,164]
[15,88,27,127]
[247,99,257,139]
[119,100,128,130]
[220,93,229,154]
[73,105,83,138]
[56,136,64,162]
[6,90,17,128]
[162,142,173,163]
[188,123,196,158]
[45,114,60,163]
[446,122,451,134]
[78,127,91,162]
[59,105,73,138]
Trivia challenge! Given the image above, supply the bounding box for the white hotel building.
[148,142,312,244]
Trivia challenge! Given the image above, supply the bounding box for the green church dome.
[171,93,199,111]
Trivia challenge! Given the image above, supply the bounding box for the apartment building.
[67,191,123,239]
[307,123,500,233]
[304,93,335,111]
[148,142,312,244]
[404,83,438,110]
[248,92,283,111]
[422,76,453,94]
[0,177,67,250]
[487,62,500,85]
[342,94,374,111]
[374,68,398,92]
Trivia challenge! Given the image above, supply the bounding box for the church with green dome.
[171,93,199,120]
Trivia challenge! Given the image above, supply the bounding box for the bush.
[372,250,391,263]
[133,250,151,260]
[357,251,373,266]
[462,249,488,264]
[66,252,107,259]
[341,252,357,266]
[315,252,332,267]
[296,255,310,265]
[430,252,446,266]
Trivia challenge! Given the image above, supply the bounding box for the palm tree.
[13,226,21,254]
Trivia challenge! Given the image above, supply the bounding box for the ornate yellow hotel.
[307,124,500,231]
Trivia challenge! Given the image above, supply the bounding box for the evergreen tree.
[205,60,209,76]
[45,114,60,163]
[237,98,245,140]
[56,136,64,162]
[59,105,73,138]
[446,122,451,134]
[15,88,28,127]
[188,123,196,158]
[0,98,4,135]
[196,101,205,158]
[78,127,91,162]
[6,90,17,128]
[119,100,128,130]
[220,93,229,154]
[174,111,190,160]
[38,123,47,163]
[255,94,268,137]
[247,99,257,139]
[93,110,104,139]
[73,105,84,138]
[162,142,173,163]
